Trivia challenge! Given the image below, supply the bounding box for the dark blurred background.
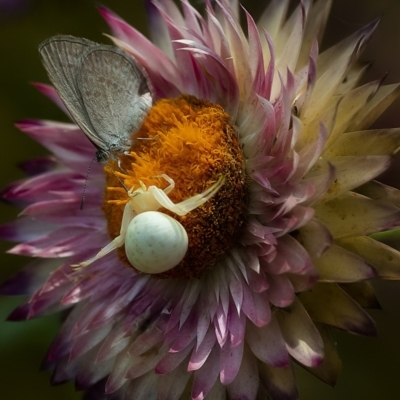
[1,0,400,399]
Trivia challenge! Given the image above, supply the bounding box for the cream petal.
[96,324,130,363]
[124,371,158,400]
[297,0,332,69]
[324,128,400,158]
[298,96,338,147]
[356,180,400,208]
[335,61,372,95]
[157,358,192,400]
[200,378,226,400]
[299,283,377,336]
[258,361,298,400]
[340,281,381,309]
[245,9,264,86]
[217,4,252,107]
[313,244,376,282]
[296,219,333,259]
[339,236,400,280]
[302,57,353,126]
[325,80,380,148]
[76,346,114,390]
[105,351,131,393]
[302,159,336,205]
[314,193,400,238]
[126,345,168,379]
[320,155,391,202]
[70,323,113,361]
[302,324,341,386]
[257,0,290,48]
[348,83,400,131]
[317,19,378,78]
[276,297,324,367]
[275,5,304,80]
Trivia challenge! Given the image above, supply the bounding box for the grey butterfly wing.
[77,45,152,154]
[38,36,103,149]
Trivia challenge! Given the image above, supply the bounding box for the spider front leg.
[71,202,134,270]
[148,175,225,216]
[152,173,175,194]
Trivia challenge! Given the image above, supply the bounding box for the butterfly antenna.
[80,156,96,210]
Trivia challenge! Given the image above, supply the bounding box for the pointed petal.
[302,324,342,386]
[296,219,333,258]
[276,298,324,367]
[220,336,244,385]
[348,84,400,131]
[257,0,289,43]
[313,244,377,282]
[325,80,380,147]
[246,316,290,368]
[227,349,259,400]
[258,362,298,400]
[192,346,220,400]
[124,371,157,400]
[339,235,400,280]
[314,193,400,239]
[299,283,377,336]
[298,0,332,68]
[340,281,381,309]
[356,180,400,208]
[324,128,400,158]
[157,358,192,400]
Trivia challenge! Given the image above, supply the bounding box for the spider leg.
[149,175,225,216]
[71,202,134,270]
[152,173,175,194]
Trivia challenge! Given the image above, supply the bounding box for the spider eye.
[125,211,188,274]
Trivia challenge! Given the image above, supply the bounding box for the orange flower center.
[103,95,247,279]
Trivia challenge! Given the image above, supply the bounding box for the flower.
[2,0,400,399]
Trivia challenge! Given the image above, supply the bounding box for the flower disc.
[104,96,247,279]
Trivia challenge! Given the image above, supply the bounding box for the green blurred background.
[1,0,400,399]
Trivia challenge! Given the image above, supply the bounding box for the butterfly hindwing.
[77,45,152,153]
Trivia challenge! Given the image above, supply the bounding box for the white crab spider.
[72,174,225,274]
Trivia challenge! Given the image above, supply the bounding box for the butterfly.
[39,35,152,163]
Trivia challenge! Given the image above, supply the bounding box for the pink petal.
[220,336,244,385]
[246,316,290,368]
[227,349,259,400]
[192,346,220,400]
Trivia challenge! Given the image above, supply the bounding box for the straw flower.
[2,1,400,399]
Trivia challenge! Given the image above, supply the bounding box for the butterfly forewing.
[77,46,152,154]
[38,36,100,146]
[38,35,153,161]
